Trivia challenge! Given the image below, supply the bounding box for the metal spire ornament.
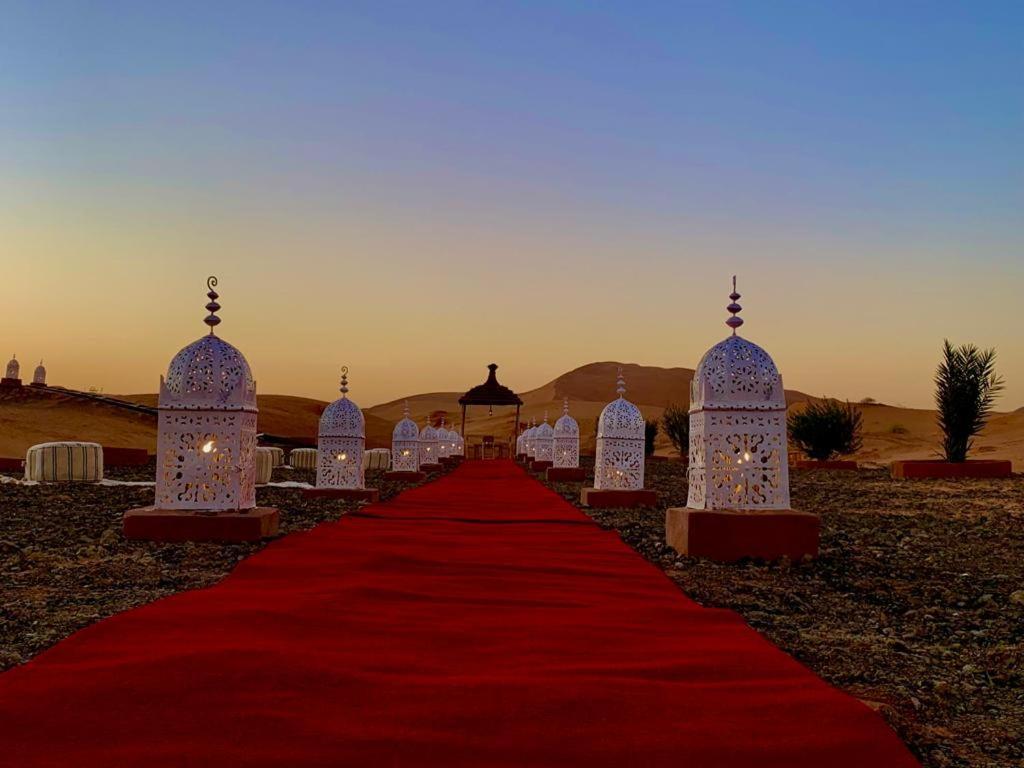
[726,275,743,334]
[204,276,221,333]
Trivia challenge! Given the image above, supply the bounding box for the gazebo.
[458,364,523,458]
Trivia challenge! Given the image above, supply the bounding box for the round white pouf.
[262,446,285,468]
[255,447,276,485]
[25,442,104,483]
[362,448,391,471]
[289,448,318,470]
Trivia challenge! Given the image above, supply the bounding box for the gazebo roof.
[459,364,523,406]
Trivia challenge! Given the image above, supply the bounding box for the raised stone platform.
[795,460,858,471]
[383,470,426,483]
[546,466,586,482]
[580,487,658,509]
[419,463,442,473]
[302,487,380,502]
[890,460,1013,479]
[528,460,552,473]
[123,506,279,543]
[665,507,819,562]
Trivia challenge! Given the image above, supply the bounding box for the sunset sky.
[1,2,1021,409]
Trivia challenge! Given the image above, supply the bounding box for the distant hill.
[2,362,1022,468]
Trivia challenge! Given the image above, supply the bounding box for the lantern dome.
[162,334,256,408]
[32,360,46,386]
[420,423,438,441]
[691,335,783,411]
[319,376,364,438]
[554,400,579,437]
[393,402,419,440]
[534,419,554,440]
[5,355,19,380]
[597,374,644,440]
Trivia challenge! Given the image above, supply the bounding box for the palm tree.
[935,340,1004,462]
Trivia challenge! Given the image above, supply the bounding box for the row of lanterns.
[152,275,788,515]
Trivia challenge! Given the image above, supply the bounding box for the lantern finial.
[204,276,221,333]
[339,366,349,397]
[726,275,744,334]
[616,367,626,398]
[543,410,549,424]
[563,396,569,417]
[403,400,410,419]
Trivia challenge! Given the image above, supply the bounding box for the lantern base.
[302,487,380,502]
[890,459,1012,479]
[419,463,442,472]
[528,460,553,473]
[516,453,527,463]
[665,507,819,563]
[580,487,658,509]
[546,466,586,482]
[439,456,461,468]
[0,378,22,388]
[383,470,426,483]
[123,506,279,543]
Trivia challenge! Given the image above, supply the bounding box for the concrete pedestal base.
[419,463,442,472]
[546,466,586,482]
[0,378,22,388]
[580,487,658,508]
[665,507,819,562]
[891,460,1013,479]
[516,453,527,463]
[0,457,23,472]
[123,506,279,543]
[529,460,553,473]
[384,471,426,483]
[439,457,460,468]
[796,460,858,471]
[302,487,380,502]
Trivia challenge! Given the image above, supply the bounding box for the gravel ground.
[542,457,1024,768]
[0,459,445,671]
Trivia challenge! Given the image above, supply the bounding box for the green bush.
[661,403,690,457]
[787,399,863,461]
[935,340,1003,462]
[644,419,659,457]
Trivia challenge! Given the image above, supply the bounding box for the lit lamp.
[436,418,452,461]
[419,416,441,470]
[530,412,555,472]
[124,277,278,541]
[1,354,21,387]
[304,367,379,502]
[523,418,536,460]
[30,360,46,387]
[547,398,584,481]
[581,369,656,508]
[665,277,818,561]
[390,401,421,475]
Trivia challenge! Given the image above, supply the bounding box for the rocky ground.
[543,458,1024,768]
[0,460,442,671]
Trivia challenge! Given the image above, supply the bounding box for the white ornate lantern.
[392,401,420,472]
[32,360,46,386]
[453,428,465,456]
[523,418,537,458]
[553,398,580,468]
[316,367,366,490]
[155,277,258,511]
[594,369,645,491]
[515,429,525,457]
[687,279,790,510]
[435,419,452,460]
[3,355,20,383]
[419,418,440,467]
[532,413,554,463]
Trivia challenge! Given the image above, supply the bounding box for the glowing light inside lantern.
[201,440,216,454]
[337,452,347,461]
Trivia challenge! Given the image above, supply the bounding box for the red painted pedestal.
[123,506,279,543]
[383,471,426,483]
[0,457,23,472]
[546,466,586,482]
[302,487,380,502]
[516,453,527,463]
[580,487,658,508]
[795,460,858,471]
[419,463,442,473]
[890,460,1013,479]
[529,460,553,473]
[103,447,152,467]
[665,507,819,562]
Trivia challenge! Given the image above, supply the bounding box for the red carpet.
[0,460,918,766]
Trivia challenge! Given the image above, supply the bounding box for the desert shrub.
[890,424,909,435]
[787,399,863,461]
[661,404,690,457]
[935,340,1003,462]
[644,420,659,456]
[860,397,877,404]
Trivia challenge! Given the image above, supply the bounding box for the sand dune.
[2,362,1021,468]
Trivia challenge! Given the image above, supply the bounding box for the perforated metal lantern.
[5,355,19,380]
[523,419,537,459]
[392,401,420,472]
[445,426,460,457]
[515,430,525,457]
[533,414,554,463]
[317,368,366,490]
[419,419,440,467]
[687,279,790,511]
[594,371,645,491]
[32,361,46,385]
[155,278,258,511]
[435,419,452,460]
[454,431,465,456]
[553,398,580,469]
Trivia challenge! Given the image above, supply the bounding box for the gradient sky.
[1,1,1021,409]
